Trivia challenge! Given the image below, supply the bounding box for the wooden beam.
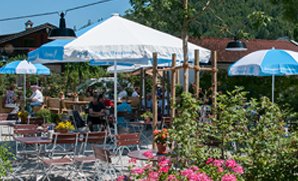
[171,54,176,121]
[194,50,200,98]
[161,71,165,117]
[211,51,218,115]
[152,53,158,133]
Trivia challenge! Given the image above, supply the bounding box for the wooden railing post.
[194,49,200,98]
[171,54,176,121]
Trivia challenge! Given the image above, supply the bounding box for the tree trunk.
[182,0,189,93]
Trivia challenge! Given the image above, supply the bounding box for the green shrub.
[0,144,14,177]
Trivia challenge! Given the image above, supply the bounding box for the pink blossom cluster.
[181,167,212,181]
[206,158,244,175]
[117,155,244,181]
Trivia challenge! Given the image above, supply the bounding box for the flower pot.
[56,129,68,133]
[156,143,167,154]
[144,117,151,124]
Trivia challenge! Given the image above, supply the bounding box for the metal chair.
[80,131,107,155]
[48,132,79,158]
[39,133,79,180]
[92,145,118,180]
[13,124,39,156]
[113,133,140,170]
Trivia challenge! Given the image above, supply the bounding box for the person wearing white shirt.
[29,85,44,106]
[131,87,139,97]
[118,88,128,100]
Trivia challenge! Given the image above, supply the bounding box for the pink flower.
[196,172,213,181]
[159,166,170,173]
[217,166,224,173]
[232,165,244,174]
[225,159,237,168]
[143,164,152,170]
[213,159,224,167]
[149,171,159,180]
[143,150,154,159]
[221,174,237,181]
[168,174,178,181]
[181,168,194,177]
[190,166,199,171]
[117,175,125,181]
[129,158,137,164]
[206,158,214,164]
[131,167,144,175]
[158,158,170,167]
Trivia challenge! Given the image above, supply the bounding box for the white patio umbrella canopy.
[29,14,211,133]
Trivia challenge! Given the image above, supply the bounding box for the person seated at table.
[118,87,128,100]
[28,85,44,114]
[87,94,106,131]
[117,96,132,128]
[131,87,140,97]
[4,84,19,113]
[142,94,152,111]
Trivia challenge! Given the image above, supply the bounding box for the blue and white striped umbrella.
[228,49,298,103]
[0,60,50,105]
[0,59,50,75]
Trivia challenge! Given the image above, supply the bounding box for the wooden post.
[161,71,166,117]
[171,54,176,121]
[194,49,200,98]
[141,68,145,110]
[176,68,180,85]
[212,51,218,114]
[152,53,158,133]
[166,71,171,116]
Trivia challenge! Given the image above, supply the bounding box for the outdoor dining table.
[128,121,153,146]
[128,149,166,162]
[63,100,89,112]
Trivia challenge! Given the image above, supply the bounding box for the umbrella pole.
[114,60,118,134]
[24,75,26,108]
[272,75,275,104]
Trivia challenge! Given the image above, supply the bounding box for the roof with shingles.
[0,23,56,44]
[190,37,298,63]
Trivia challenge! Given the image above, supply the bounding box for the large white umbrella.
[229,48,298,103]
[28,14,211,133]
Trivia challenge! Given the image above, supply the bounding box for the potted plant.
[35,108,52,124]
[153,128,169,154]
[17,110,28,124]
[141,111,153,123]
[55,120,75,133]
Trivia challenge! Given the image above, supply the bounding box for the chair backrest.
[51,132,79,157]
[53,132,78,144]
[83,131,107,144]
[115,133,140,147]
[92,145,111,163]
[162,117,172,128]
[72,110,86,129]
[47,98,61,111]
[14,124,38,135]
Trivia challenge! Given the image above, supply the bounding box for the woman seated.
[87,94,106,131]
[4,84,19,113]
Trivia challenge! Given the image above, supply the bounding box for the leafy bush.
[0,144,14,177]
[35,108,52,123]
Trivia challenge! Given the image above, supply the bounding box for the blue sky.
[0,0,131,34]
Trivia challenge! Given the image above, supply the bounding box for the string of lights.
[0,0,113,22]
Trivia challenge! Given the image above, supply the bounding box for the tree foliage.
[126,0,295,39]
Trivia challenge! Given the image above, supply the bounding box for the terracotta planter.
[156,143,167,154]
[56,129,68,133]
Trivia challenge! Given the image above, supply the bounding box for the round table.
[127,149,166,161]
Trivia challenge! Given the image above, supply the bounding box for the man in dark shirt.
[87,94,106,131]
